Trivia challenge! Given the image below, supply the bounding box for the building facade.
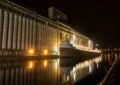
[0,0,93,56]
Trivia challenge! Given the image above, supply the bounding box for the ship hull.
[60,48,76,57]
[60,47,101,60]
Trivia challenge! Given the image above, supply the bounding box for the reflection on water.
[60,56,102,84]
[0,56,102,85]
[0,59,60,85]
[28,61,34,69]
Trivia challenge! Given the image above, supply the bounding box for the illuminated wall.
[0,0,59,55]
[0,0,93,56]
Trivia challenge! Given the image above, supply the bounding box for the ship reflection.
[60,56,102,84]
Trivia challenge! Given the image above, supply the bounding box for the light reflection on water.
[60,56,102,84]
[0,59,60,85]
[0,56,102,85]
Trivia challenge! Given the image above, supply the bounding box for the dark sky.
[10,0,120,48]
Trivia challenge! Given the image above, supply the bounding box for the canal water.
[0,55,111,85]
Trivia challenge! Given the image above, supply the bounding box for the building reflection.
[0,59,60,85]
[0,57,102,85]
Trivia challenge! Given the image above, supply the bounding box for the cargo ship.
[60,41,101,60]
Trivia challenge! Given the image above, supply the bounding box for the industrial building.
[0,0,93,56]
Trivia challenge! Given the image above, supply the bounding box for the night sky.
[10,0,120,49]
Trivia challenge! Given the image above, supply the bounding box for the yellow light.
[29,62,33,68]
[44,49,48,55]
[44,60,47,67]
[28,49,34,55]
[28,61,34,69]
